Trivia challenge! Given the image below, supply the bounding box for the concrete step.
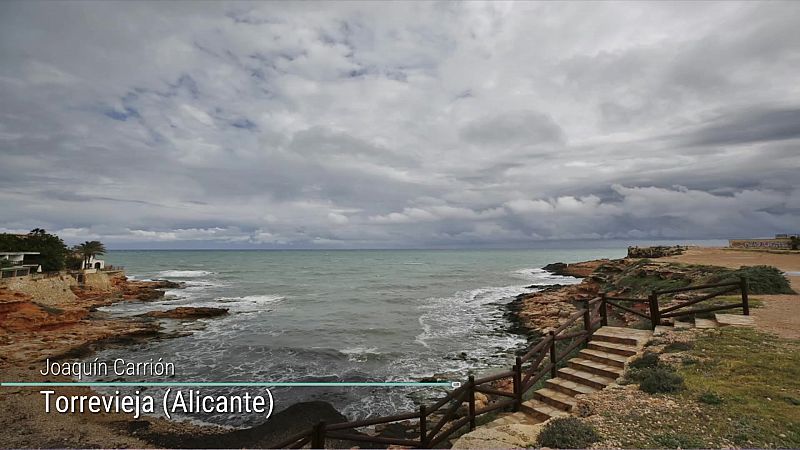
[587,340,638,357]
[591,326,651,346]
[520,399,569,422]
[674,320,694,328]
[715,314,755,327]
[694,318,718,329]
[557,366,615,390]
[653,325,673,336]
[485,411,541,428]
[568,357,624,380]
[578,348,628,368]
[545,377,599,396]
[532,387,577,411]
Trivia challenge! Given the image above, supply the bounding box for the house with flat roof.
[0,251,41,278]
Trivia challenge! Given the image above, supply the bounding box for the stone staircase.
[485,326,652,428]
[454,316,758,447]
[654,313,755,334]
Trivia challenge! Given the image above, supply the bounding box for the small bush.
[663,341,693,353]
[629,351,660,369]
[536,416,600,449]
[653,432,704,448]
[681,356,699,366]
[698,390,724,405]
[714,266,795,294]
[638,366,684,394]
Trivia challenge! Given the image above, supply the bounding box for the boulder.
[143,307,228,319]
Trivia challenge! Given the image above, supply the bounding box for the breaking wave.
[157,270,214,278]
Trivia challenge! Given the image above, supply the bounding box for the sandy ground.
[663,247,800,340]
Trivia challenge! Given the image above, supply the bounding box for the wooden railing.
[600,276,749,330]
[271,297,604,449]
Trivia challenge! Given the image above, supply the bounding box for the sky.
[1,1,799,249]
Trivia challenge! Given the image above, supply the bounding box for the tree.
[0,229,69,271]
[791,236,799,251]
[74,241,107,269]
[24,229,70,271]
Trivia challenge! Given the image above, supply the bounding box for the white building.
[0,252,41,278]
[84,255,105,270]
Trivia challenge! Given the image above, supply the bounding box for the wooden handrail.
[552,309,585,335]
[520,336,551,362]
[475,398,515,415]
[557,335,588,361]
[524,362,553,391]
[326,411,420,431]
[606,300,651,320]
[659,286,739,314]
[325,432,420,447]
[426,384,467,413]
[271,298,612,449]
[654,280,739,295]
[554,329,588,341]
[661,302,745,319]
[604,296,649,303]
[586,296,603,306]
[271,430,312,449]
[289,436,311,449]
[473,369,515,385]
[426,390,467,439]
[474,385,515,398]
[428,416,470,447]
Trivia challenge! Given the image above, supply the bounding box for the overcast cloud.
[1,1,798,248]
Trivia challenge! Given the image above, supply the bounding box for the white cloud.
[0,2,799,247]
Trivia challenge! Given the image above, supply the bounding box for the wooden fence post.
[419,404,428,448]
[600,293,608,326]
[468,375,476,431]
[513,356,522,412]
[549,331,557,378]
[311,421,326,449]
[740,276,750,316]
[648,291,660,330]
[581,299,591,348]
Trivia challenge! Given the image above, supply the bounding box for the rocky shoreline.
[3,249,769,449]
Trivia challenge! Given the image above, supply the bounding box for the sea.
[89,248,628,427]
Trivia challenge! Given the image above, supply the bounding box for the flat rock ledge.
[451,422,546,449]
[142,307,229,319]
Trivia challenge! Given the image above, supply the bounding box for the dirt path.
[662,247,800,340]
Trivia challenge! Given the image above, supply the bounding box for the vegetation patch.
[652,432,705,449]
[638,366,685,394]
[535,417,600,449]
[675,328,800,447]
[588,328,800,448]
[663,341,693,353]
[709,265,795,294]
[629,351,660,369]
[698,390,724,405]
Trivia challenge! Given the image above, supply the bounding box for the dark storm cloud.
[684,108,800,147]
[0,1,799,247]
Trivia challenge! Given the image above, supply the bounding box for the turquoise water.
[93,249,625,425]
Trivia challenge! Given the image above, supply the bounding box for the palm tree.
[74,241,107,269]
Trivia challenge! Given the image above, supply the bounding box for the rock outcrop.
[627,245,686,258]
[143,307,228,319]
[542,259,611,278]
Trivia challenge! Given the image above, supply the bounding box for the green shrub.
[638,366,684,394]
[536,417,600,449]
[629,352,660,369]
[653,432,704,448]
[663,341,693,353]
[698,390,724,405]
[713,266,794,294]
[681,356,699,366]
